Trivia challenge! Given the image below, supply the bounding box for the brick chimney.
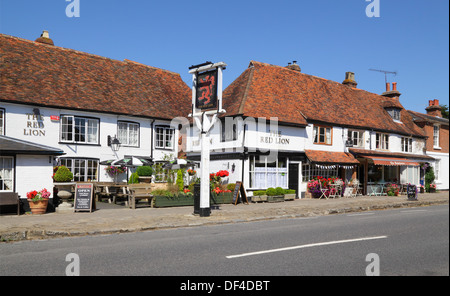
[425,99,442,117]
[35,30,54,46]
[382,82,401,99]
[285,61,301,72]
[342,72,357,88]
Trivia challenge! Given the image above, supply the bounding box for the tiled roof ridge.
[0,33,180,76]
[408,110,449,125]
[249,60,402,103]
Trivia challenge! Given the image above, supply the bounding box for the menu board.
[233,181,249,205]
[74,183,94,212]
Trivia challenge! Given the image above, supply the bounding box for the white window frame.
[401,137,413,153]
[249,156,288,189]
[59,158,99,182]
[60,115,99,144]
[347,129,364,147]
[155,126,175,150]
[433,125,440,148]
[118,121,139,147]
[0,156,14,192]
[376,133,389,150]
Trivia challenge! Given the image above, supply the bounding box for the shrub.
[53,166,73,182]
[129,172,139,184]
[253,190,266,196]
[136,166,153,176]
[176,169,184,191]
[284,189,296,194]
[266,187,277,196]
[425,167,435,192]
[275,187,284,195]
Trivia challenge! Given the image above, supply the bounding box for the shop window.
[60,115,99,144]
[375,133,389,150]
[249,156,288,189]
[313,125,332,145]
[155,126,175,150]
[0,156,13,191]
[401,137,412,153]
[60,158,99,182]
[0,108,4,135]
[118,121,139,147]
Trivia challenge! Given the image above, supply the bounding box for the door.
[288,163,299,198]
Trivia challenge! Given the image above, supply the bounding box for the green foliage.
[284,189,296,194]
[136,166,153,176]
[441,104,449,119]
[53,166,73,182]
[227,183,236,191]
[275,187,284,195]
[265,187,277,196]
[253,190,266,196]
[425,167,435,192]
[129,172,139,184]
[176,169,184,191]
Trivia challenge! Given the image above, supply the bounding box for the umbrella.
[99,159,116,165]
[163,158,195,170]
[111,156,153,167]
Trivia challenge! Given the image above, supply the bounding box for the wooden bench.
[127,184,153,209]
[0,192,20,215]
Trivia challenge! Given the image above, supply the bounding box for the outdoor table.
[94,183,129,205]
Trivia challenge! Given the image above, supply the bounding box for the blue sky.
[1,0,448,113]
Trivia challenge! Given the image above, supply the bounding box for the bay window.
[249,156,288,189]
[59,158,99,182]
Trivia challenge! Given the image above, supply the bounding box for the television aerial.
[369,68,398,83]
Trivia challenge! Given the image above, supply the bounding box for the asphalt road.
[0,205,448,277]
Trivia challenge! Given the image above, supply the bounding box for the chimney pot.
[35,30,54,45]
[342,72,357,87]
[392,82,397,91]
[285,61,301,72]
[385,83,391,92]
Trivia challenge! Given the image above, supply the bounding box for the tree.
[441,105,449,119]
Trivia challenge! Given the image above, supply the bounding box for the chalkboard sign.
[407,184,418,201]
[74,183,94,212]
[233,181,249,205]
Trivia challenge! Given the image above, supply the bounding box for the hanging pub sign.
[195,69,218,111]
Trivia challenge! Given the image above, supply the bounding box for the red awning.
[362,156,420,166]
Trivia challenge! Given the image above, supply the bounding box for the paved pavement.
[0,192,448,242]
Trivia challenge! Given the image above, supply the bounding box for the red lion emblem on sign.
[198,74,215,105]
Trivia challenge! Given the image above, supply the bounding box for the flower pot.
[28,199,49,215]
[252,195,268,203]
[138,176,152,183]
[267,195,284,203]
[284,194,296,201]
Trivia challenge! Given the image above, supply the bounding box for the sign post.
[189,62,226,217]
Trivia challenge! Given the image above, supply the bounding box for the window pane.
[87,119,98,143]
[74,118,86,142]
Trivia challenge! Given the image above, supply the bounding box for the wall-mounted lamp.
[231,163,236,173]
[108,135,121,152]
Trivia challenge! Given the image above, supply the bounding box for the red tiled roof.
[305,150,359,164]
[0,34,191,120]
[222,61,425,137]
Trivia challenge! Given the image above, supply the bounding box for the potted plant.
[53,165,73,183]
[284,189,296,201]
[53,166,75,211]
[252,190,268,202]
[137,166,153,183]
[187,169,196,176]
[266,187,284,203]
[27,188,51,214]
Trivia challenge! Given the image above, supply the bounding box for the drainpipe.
[150,119,155,161]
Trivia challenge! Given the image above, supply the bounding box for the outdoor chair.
[319,183,328,199]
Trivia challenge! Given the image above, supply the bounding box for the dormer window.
[386,107,401,121]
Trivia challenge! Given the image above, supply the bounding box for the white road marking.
[400,209,428,213]
[226,236,388,259]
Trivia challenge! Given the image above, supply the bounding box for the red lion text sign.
[195,69,218,111]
